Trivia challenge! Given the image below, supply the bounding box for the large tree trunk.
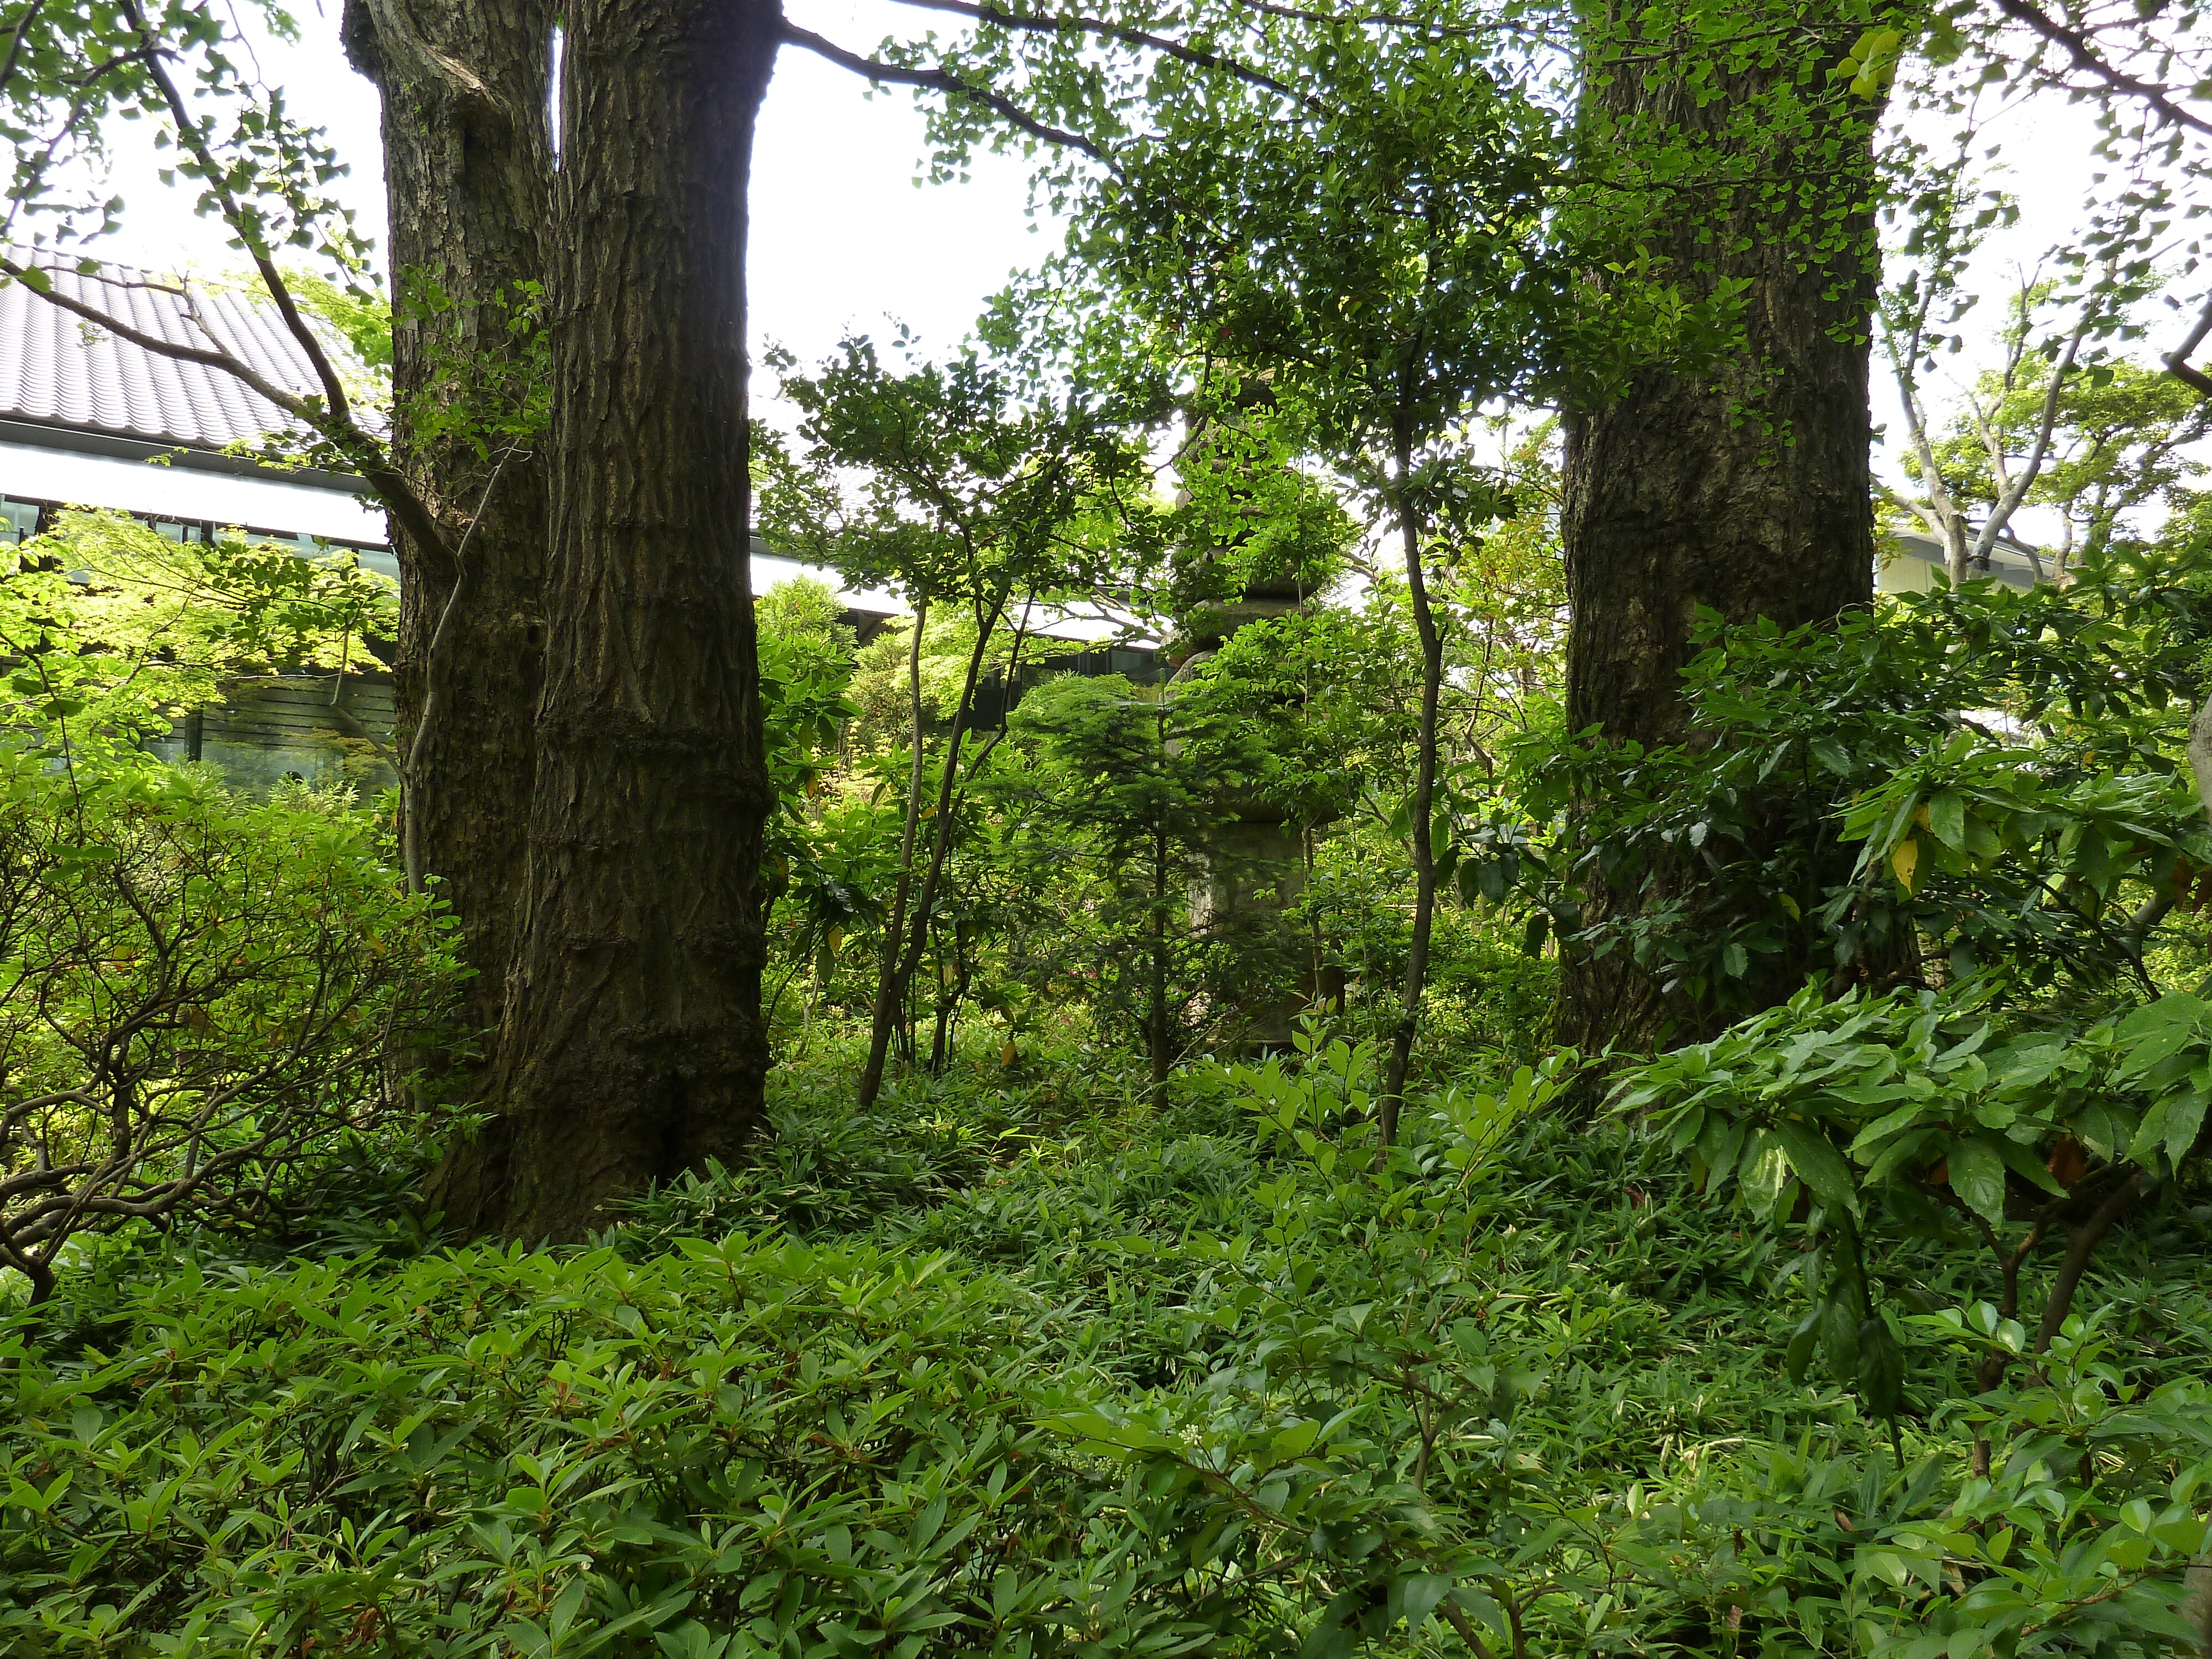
[341,0,552,1056]
[1556,13,1880,1056]
[437,0,779,1238]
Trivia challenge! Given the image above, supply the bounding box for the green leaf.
[1947,1138,2007,1227]
[1772,1119,1858,1216]
[1739,1131,1790,1220]
[1400,1574,1452,1635]
[1785,1308,1821,1384]
[2165,1094,2208,1167]
[2114,993,2210,1078]
[2132,1092,2209,1170]
[1991,1136,2066,1198]
[1856,1318,1904,1419]
[1848,1102,1936,1159]
[1926,789,1966,851]
[1809,735,1853,776]
[1820,1293,1860,1376]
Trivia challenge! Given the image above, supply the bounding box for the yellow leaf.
[1892,838,1920,891]
[1913,805,1930,831]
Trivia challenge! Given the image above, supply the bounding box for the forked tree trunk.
[437,0,780,1238]
[341,0,552,1057]
[1556,13,1880,1056]
[859,590,1006,1108]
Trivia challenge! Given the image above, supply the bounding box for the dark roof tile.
[0,257,358,452]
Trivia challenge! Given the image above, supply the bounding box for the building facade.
[1,259,1156,795]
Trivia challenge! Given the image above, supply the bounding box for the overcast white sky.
[65,1,2193,545]
[87,0,1062,422]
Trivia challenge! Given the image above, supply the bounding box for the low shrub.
[0,759,455,1306]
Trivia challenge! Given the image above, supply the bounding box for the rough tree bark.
[434,0,779,1238]
[340,0,552,1054]
[1556,15,1881,1056]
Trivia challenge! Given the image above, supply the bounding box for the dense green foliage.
[3,0,2210,1651]
[4,1027,2207,1655]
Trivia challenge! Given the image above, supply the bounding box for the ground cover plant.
[4,1026,2208,1656]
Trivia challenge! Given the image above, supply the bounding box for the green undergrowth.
[4,1034,2210,1657]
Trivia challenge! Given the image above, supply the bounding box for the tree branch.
[113,0,457,577]
[1229,0,1540,36]
[3,253,455,581]
[884,0,1305,103]
[2031,1169,2144,1354]
[1990,0,2212,140]
[2164,291,2212,399]
[0,0,51,102]
[1439,1599,1499,1659]
[1966,291,2099,571]
[122,0,356,432]
[781,23,1111,161]
[350,0,514,125]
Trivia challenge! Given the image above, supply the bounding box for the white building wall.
[0,440,389,547]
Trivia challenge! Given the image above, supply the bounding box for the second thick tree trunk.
[341,0,552,1057]
[1557,15,1880,1056]
[441,0,779,1238]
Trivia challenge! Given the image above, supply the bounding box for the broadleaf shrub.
[0,758,455,1303]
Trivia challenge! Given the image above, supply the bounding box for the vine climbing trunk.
[436,0,781,1238]
[1556,6,1881,1056]
[341,0,552,1063]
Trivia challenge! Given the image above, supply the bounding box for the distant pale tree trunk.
[1557,9,1881,1056]
[1177,573,1311,1048]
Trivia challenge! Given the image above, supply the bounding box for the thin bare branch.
[884,0,1304,103]
[119,0,356,431]
[1965,288,2099,570]
[112,0,457,574]
[1,251,453,578]
[780,22,1112,160]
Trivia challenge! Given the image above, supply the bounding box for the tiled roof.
[0,257,340,453]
